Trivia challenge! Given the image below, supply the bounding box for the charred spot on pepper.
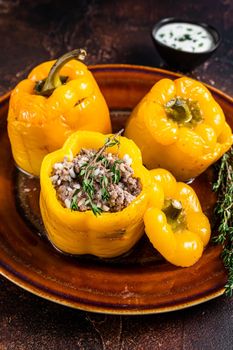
[162,198,187,231]
[164,97,203,126]
[98,229,126,239]
[74,97,87,106]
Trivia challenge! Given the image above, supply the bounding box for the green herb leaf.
[111,160,122,184]
[101,175,110,200]
[101,187,110,201]
[97,155,109,167]
[178,34,192,42]
[91,203,103,216]
[82,178,94,198]
[70,189,79,210]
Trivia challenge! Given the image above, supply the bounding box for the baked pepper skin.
[40,131,151,258]
[144,169,211,267]
[125,77,233,181]
[8,50,111,176]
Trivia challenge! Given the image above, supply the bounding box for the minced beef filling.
[50,149,141,214]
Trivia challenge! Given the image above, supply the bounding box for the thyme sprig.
[212,147,233,296]
[71,129,124,216]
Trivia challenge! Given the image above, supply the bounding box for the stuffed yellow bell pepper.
[144,169,211,267]
[125,77,233,181]
[8,49,111,176]
[40,130,151,258]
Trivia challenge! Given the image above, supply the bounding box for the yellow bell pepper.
[125,77,233,181]
[144,169,211,267]
[40,130,151,258]
[8,49,111,176]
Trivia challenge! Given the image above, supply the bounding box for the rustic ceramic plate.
[0,64,231,315]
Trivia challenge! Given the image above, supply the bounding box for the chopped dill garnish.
[178,33,192,41]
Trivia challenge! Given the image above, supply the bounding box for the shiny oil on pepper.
[8,49,112,176]
[125,77,233,181]
[144,169,211,267]
[40,130,151,258]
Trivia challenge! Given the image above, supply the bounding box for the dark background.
[0,0,233,349]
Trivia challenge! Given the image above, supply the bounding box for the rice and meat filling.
[50,149,142,214]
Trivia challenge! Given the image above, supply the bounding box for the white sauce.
[154,22,214,53]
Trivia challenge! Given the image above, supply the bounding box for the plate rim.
[0,265,225,315]
[0,64,229,315]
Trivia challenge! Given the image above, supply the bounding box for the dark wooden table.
[0,1,233,349]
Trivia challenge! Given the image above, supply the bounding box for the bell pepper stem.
[40,48,87,96]
[163,199,182,221]
[165,97,202,125]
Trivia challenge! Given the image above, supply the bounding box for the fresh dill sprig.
[212,147,233,296]
[71,129,124,216]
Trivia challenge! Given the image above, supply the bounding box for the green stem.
[165,97,202,125]
[163,199,183,221]
[38,48,87,97]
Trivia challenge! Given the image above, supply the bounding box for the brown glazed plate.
[0,64,231,315]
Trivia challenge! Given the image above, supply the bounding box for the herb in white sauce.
[154,22,214,53]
